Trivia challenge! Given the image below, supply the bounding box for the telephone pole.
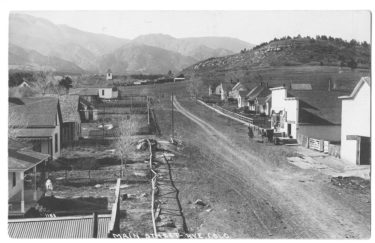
[171,92,174,140]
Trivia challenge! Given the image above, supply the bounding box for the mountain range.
[9,13,253,74]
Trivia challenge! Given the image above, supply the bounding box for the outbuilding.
[339,77,371,165]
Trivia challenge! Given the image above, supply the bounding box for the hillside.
[181,36,371,91]
[133,34,251,60]
[9,44,85,74]
[98,43,197,74]
[9,13,129,72]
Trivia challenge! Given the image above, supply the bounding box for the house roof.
[287,90,348,125]
[257,95,271,105]
[59,95,81,123]
[8,214,111,238]
[339,77,371,100]
[69,88,98,96]
[232,82,254,92]
[238,90,248,98]
[8,139,49,171]
[246,85,271,101]
[9,97,60,127]
[9,149,49,172]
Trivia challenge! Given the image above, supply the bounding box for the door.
[359,137,371,165]
[287,123,292,137]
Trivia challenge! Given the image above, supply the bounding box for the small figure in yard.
[262,129,267,143]
[248,125,254,139]
[45,178,53,196]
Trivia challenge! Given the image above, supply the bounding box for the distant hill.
[98,43,197,74]
[133,34,252,61]
[9,44,85,74]
[9,14,252,74]
[181,36,370,91]
[9,13,129,72]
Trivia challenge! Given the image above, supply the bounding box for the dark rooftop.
[287,90,349,125]
[9,97,60,127]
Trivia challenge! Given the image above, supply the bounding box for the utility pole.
[171,92,174,140]
[147,96,150,125]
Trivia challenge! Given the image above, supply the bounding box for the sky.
[22,10,372,45]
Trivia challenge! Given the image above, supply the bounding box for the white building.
[98,87,118,99]
[339,77,371,165]
[106,69,113,80]
[18,81,30,88]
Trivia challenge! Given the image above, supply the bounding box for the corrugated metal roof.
[8,215,111,238]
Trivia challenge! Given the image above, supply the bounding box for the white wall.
[341,82,371,164]
[271,88,287,113]
[99,88,117,99]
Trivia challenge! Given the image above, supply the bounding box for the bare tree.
[8,109,28,139]
[187,77,204,100]
[33,71,54,95]
[115,116,141,178]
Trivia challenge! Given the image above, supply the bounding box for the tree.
[59,76,73,93]
[348,58,358,69]
[167,70,173,77]
[186,77,203,100]
[115,116,140,178]
[33,71,54,95]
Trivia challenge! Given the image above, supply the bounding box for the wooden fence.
[211,104,254,124]
[297,133,341,158]
[147,139,158,237]
[108,178,121,237]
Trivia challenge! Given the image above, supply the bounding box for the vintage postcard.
[7,10,371,239]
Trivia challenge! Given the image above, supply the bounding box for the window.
[12,172,16,187]
[55,133,58,153]
[102,90,105,96]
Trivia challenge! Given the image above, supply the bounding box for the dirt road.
[158,97,370,239]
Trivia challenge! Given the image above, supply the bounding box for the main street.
[153,95,370,239]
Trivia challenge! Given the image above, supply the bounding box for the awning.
[15,128,55,139]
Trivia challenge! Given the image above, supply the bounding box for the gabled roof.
[9,149,49,172]
[59,95,81,123]
[287,90,348,125]
[257,94,272,105]
[246,85,271,101]
[8,214,111,238]
[9,97,61,127]
[339,77,371,100]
